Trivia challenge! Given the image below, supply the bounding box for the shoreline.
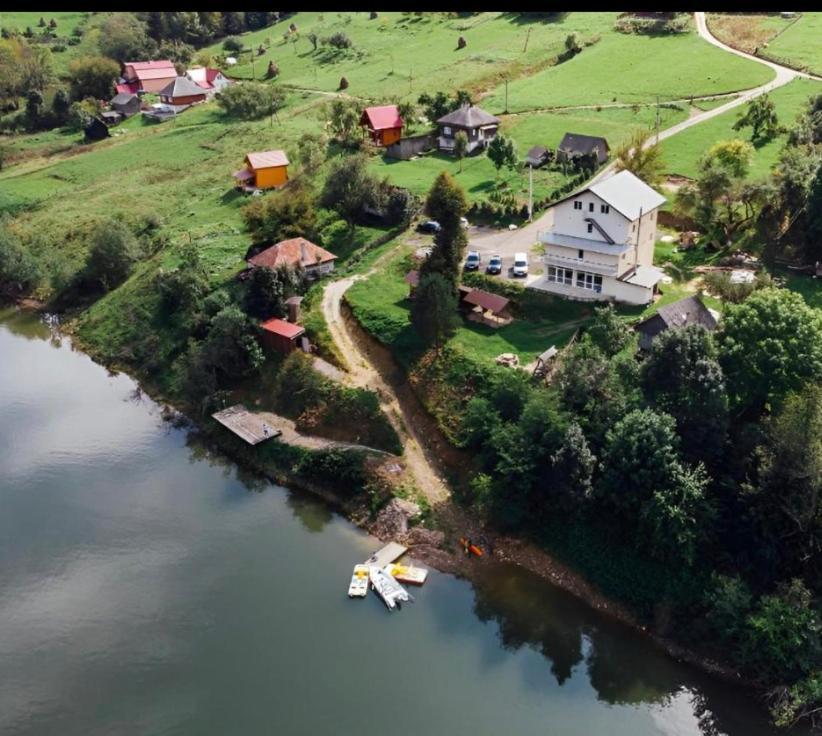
[7,299,760,698]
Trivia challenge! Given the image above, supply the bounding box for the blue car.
[417,220,441,234]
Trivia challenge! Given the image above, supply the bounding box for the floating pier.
[363,542,408,568]
[211,404,282,445]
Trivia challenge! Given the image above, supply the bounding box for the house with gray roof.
[557,133,610,166]
[529,170,667,305]
[435,104,500,154]
[634,295,718,350]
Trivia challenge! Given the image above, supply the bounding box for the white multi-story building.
[530,170,667,305]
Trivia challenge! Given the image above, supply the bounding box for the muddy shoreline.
[9,300,756,695]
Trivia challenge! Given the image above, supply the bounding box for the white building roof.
[542,232,632,256]
[620,264,665,288]
[588,170,666,222]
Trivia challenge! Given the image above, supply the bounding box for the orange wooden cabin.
[234,150,289,191]
[360,105,403,146]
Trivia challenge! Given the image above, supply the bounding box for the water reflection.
[285,491,334,534]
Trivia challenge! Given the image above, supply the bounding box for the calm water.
[0,308,797,736]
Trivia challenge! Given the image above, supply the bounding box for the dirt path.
[321,262,450,506]
[258,410,391,454]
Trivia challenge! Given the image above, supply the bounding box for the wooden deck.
[364,542,408,568]
[211,405,282,445]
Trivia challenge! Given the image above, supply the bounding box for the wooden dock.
[211,405,282,445]
[364,542,408,568]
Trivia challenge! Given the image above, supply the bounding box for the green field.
[762,13,822,76]
[480,26,774,113]
[660,78,822,180]
[205,12,617,101]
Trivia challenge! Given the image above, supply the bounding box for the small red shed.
[360,104,404,146]
[260,317,305,354]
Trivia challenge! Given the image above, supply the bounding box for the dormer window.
[601,204,610,214]
[574,201,582,210]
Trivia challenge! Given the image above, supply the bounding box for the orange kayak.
[459,538,483,557]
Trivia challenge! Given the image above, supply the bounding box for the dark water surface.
[0,308,798,736]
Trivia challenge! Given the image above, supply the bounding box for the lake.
[0,308,796,736]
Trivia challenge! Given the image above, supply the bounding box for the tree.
[422,172,469,286]
[549,422,596,513]
[417,90,450,122]
[200,305,264,383]
[326,98,360,145]
[804,163,822,262]
[752,384,822,586]
[458,397,502,454]
[641,324,728,463]
[487,133,517,173]
[25,89,44,129]
[242,183,317,242]
[244,265,287,319]
[51,88,70,124]
[98,13,152,61]
[397,101,417,133]
[68,56,120,100]
[0,221,41,296]
[718,288,822,413]
[409,272,459,350]
[320,153,383,227]
[587,303,631,357]
[733,94,781,143]
[453,130,468,172]
[216,83,285,120]
[82,220,142,292]
[296,132,327,176]
[613,128,666,186]
[222,36,243,54]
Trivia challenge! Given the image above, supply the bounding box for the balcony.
[543,252,619,277]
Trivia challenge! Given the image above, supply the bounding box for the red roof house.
[260,318,305,354]
[360,104,403,146]
[122,60,177,94]
[186,66,231,96]
[247,237,337,278]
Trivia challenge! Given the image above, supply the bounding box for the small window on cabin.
[601,204,610,214]
[587,223,593,234]
[574,201,582,210]
[588,202,594,212]
[578,249,584,260]
[443,126,451,136]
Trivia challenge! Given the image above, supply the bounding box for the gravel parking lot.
[464,226,544,282]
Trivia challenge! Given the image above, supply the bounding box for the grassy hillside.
[660,78,822,180]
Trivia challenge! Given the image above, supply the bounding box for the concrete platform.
[211,405,282,445]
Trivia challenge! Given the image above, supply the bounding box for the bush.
[223,36,243,53]
[241,183,317,242]
[324,32,352,49]
[82,219,142,292]
[216,82,286,120]
[0,223,41,296]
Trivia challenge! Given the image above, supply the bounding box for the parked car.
[512,252,529,277]
[460,217,469,228]
[486,254,503,275]
[464,250,481,271]
[417,220,441,234]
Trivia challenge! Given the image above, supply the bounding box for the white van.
[512,252,529,277]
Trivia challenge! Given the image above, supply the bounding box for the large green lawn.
[206,12,616,101]
[480,26,774,113]
[660,78,822,180]
[754,13,822,76]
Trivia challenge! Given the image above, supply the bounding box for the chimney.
[285,296,303,324]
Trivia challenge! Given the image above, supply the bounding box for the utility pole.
[528,163,533,221]
[504,78,508,114]
[523,27,531,53]
[409,66,413,94]
[655,95,660,144]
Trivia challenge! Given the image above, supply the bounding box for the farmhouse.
[260,317,306,355]
[634,295,718,350]
[158,77,208,110]
[361,104,404,146]
[234,150,289,191]
[118,60,177,94]
[556,133,610,166]
[436,104,500,154]
[186,66,231,97]
[110,92,141,117]
[531,170,666,305]
[248,237,337,279]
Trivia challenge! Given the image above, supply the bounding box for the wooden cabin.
[158,77,208,109]
[360,104,404,146]
[260,318,305,354]
[110,92,141,117]
[234,150,289,191]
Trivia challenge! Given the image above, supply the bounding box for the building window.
[587,223,593,234]
[577,249,584,260]
[574,201,582,210]
[443,126,451,136]
[576,271,603,293]
[547,266,573,285]
[588,202,594,212]
[632,222,636,231]
[601,204,610,214]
